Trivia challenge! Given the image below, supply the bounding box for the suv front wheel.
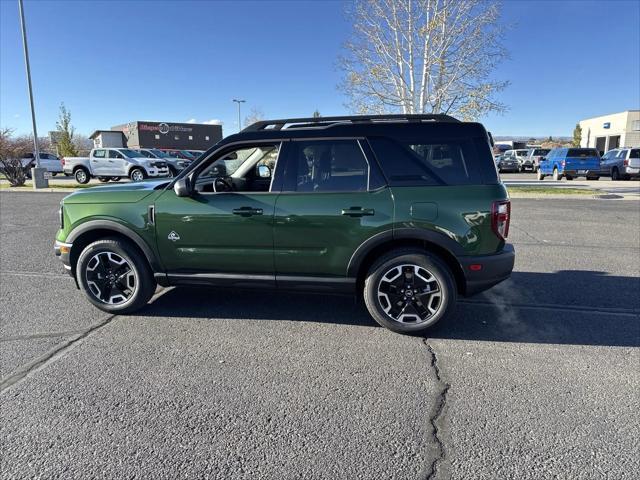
[76,238,156,314]
[363,249,456,334]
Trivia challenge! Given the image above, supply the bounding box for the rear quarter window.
[369,136,494,186]
[629,149,639,159]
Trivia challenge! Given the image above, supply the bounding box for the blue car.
[537,148,601,181]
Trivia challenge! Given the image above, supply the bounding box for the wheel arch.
[67,220,161,276]
[348,229,467,295]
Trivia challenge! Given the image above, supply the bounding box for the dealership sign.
[139,123,193,135]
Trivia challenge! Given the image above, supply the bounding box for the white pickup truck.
[63,148,170,184]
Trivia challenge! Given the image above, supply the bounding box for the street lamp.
[18,0,47,188]
[232,99,246,132]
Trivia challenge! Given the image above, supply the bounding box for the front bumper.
[54,240,73,272]
[146,166,170,177]
[459,243,515,296]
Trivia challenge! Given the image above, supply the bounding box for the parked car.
[186,150,205,159]
[63,148,170,184]
[503,149,532,172]
[599,147,640,180]
[159,149,197,161]
[526,148,550,172]
[495,154,519,173]
[135,149,191,177]
[537,148,600,181]
[54,114,514,335]
[21,152,64,176]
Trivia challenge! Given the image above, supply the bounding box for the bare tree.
[339,0,509,120]
[244,107,265,127]
[0,128,31,187]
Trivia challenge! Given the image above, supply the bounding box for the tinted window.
[284,140,369,192]
[119,149,143,158]
[567,148,599,157]
[533,149,550,156]
[93,150,106,158]
[137,150,154,158]
[370,137,483,186]
[630,149,639,159]
[108,150,123,159]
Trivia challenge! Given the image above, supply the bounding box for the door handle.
[341,207,375,217]
[232,206,263,217]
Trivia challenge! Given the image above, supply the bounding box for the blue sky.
[1,0,638,138]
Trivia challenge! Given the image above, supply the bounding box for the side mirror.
[257,164,271,178]
[174,177,191,197]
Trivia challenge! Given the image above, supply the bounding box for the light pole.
[18,0,47,188]
[232,99,246,132]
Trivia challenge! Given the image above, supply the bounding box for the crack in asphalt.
[510,224,546,244]
[422,340,450,480]
[0,314,117,393]
[459,298,639,317]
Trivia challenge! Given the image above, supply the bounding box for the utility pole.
[232,99,246,132]
[18,0,47,188]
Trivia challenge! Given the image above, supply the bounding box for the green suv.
[54,115,514,334]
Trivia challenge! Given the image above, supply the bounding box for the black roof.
[219,114,487,146]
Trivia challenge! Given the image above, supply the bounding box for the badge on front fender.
[168,231,180,242]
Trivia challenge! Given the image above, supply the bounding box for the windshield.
[567,148,599,157]
[149,149,172,158]
[119,149,145,158]
[515,150,529,157]
[180,150,196,159]
[533,149,550,156]
[137,150,155,158]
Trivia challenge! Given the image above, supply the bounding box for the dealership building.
[578,110,640,154]
[90,121,223,150]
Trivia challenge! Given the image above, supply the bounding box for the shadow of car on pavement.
[140,270,640,348]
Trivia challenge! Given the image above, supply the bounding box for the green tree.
[312,109,322,118]
[572,123,582,147]
[55,103,78,157]
[547,135,553,142]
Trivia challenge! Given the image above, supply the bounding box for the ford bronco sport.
[54,115,514,334]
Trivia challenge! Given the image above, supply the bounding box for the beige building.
[579,110,640,154]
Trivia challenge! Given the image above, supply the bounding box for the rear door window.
[629,149,639,159]
[93,150,106,158]
[283,140,370,192]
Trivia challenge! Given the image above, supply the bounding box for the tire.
[51,172,57,177]
[110,177,121,182]
[98,176,110,183]
[130,168,145,182]
[76,238,156,314]
[363,249,457,334]
[566,175,573,181]
[611,168,620,181]
[537,169,545,180]
[74,167,90,184]
[64,172,71,177]
[586,176,599,181]
[553,168,560,181]
[167,166,177,178]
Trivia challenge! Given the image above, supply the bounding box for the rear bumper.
[459,244,515,296]
[564,169,599,177]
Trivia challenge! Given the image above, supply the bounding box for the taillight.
[624,158,629,166]
[492,200,511,240]
[561,160,566,167]
[61,157,65,166]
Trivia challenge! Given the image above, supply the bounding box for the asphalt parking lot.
[1,191,639,479]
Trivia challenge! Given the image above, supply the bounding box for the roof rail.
[242,114,460,132]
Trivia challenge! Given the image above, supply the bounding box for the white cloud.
[203,119,223,125]
[186,118,197,123]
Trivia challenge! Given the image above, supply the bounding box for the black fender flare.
[346,227,465,278]
[66,219,162,272]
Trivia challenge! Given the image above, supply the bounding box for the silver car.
[526,148,550,172]
[600,147,640,180]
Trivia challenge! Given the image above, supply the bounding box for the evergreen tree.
[312,110,322,118]
[572,123,582,147]
[55,103,78,157]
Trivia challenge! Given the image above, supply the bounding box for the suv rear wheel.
[76,238,156,314]
[363,249,456,334]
